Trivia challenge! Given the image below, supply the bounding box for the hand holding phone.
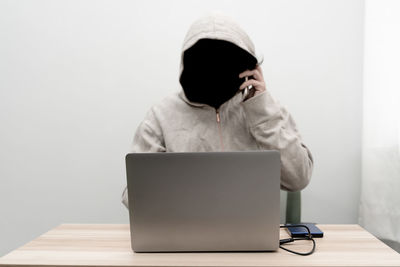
[238,65,266,101]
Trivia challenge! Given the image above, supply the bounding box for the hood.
[178,12,259,108]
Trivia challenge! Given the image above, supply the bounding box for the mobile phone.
[242,75,256,101]
[285,223,324,238]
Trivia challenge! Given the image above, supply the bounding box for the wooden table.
[1,224,399,267]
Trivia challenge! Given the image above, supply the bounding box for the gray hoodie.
[121,12,314,209]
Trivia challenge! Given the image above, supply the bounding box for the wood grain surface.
[1,224,400,267]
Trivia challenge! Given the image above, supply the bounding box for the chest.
[163,107,259,152]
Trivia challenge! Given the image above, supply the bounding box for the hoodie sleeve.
[241,90,314,192]
[121,107,166,209]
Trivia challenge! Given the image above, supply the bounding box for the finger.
[256,64,263,75]
[254,66,264,81]
[239,79,262,90]
[239,69,256,79]
[238,69,262,81]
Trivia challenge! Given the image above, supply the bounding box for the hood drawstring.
[215,109,224,151]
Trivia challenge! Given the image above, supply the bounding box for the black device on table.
[285,223,324,238]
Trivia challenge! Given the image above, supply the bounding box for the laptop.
[125,150,281,252]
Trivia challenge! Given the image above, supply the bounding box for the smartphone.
[242,75,256,101]
[285,223,324,238]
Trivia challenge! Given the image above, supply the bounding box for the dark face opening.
[179,38,258,109]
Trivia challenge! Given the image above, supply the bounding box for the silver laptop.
[125,150,281,252]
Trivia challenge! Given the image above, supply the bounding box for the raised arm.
[241,90,314,191]
[239,65,314,191]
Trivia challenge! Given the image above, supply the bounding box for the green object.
[285,191,301,224]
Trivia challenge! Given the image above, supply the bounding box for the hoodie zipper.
[215,109,224,151]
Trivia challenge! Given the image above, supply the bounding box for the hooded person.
[121,12,314,209]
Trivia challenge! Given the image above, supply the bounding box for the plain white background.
[0,0,364,256]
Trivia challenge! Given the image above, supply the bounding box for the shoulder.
[138,91,187,127]
[149,90,189,116]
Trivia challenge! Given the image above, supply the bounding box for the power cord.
[279,224,316,256]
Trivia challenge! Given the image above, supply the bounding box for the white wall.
[0,0,364,256]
